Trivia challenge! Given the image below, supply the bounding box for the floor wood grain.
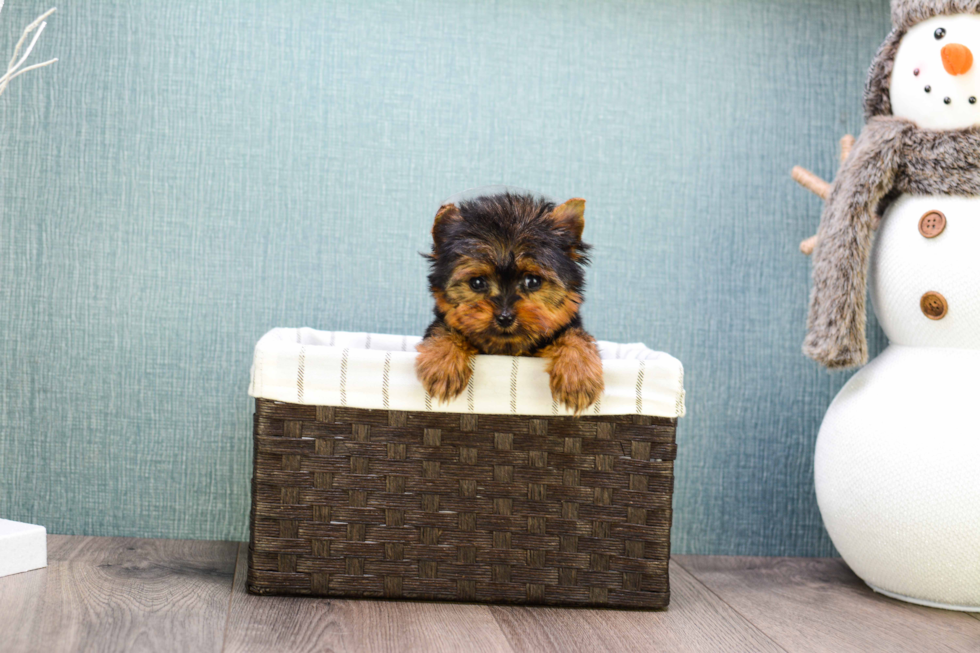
[675,556,980,653]
[223,545,516,653]
[0,539,55,653]
[0,535,238,653]
[487,560,785,653]
[2,537,977,652]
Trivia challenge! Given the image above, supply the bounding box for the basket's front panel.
[249,399,677,608]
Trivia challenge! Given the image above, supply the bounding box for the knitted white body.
[810,4,980,610]
[815,194,980,610]
[871,194,980,347]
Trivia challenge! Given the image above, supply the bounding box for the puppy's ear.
[432,203,462,251]
[548,198,586,242]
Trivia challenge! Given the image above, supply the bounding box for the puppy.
[415,192,603,414]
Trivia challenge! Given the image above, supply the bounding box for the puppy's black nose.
[495,312,515,328]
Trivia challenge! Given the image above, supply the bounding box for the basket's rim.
[257,328,674,362]
[249,328,686,419]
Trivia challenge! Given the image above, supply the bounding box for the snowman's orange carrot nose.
[941,43,973,75]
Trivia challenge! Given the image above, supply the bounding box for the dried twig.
[791,166,831,200]
[0,3,57,99]
[792,135,855,255]
[839,134,854,163]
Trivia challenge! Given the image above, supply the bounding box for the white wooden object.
[0,519,47,578]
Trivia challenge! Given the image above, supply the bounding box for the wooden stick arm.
[791,166,830,200]
[792,134,855,256]
[799,235,819,256]
[840,134,855,163]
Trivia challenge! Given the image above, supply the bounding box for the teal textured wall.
[0,0,890,554]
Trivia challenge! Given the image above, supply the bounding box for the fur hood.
[891,0,980,31]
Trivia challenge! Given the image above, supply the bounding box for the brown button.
[918,210,946,238]
[920,291,948,320]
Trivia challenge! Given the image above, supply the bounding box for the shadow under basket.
[248,399,678,609]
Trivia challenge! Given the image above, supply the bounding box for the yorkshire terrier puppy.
[415,192,604,414]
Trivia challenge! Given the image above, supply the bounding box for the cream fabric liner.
[249,328,685,418]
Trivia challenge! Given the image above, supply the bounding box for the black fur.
[427,193,590,289]
[423,192,592,355]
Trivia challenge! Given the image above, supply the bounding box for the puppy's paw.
[415,334,474,403]
[546,334,604,416]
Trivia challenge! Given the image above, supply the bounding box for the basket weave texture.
[248,398,677,608]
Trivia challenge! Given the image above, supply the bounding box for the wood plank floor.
[674,556,980,653]
[1,536,977,653]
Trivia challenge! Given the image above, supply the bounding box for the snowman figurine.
[796,0,980,611]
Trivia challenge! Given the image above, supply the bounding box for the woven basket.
[248,398,677,608]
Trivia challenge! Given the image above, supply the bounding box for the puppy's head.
[425,192,591,355]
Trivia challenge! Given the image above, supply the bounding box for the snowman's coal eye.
[935,27,946,40]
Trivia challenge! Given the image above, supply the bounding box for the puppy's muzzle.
[495,311,515,328]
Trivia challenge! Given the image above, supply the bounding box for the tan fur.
[547,198,586,243]
[414,323,477,403]
[536,327,604,416]
[431,203,461,250]
[512,292,582,342]
[436,261,584,358]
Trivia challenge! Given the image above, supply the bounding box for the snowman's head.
[890,14,980,128]
[865,1,980,128]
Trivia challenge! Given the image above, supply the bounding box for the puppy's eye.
[469,277,488,292]
[523,275,542,291]
[935,27,946,40]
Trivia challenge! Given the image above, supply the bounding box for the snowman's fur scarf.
[805,117,980,368]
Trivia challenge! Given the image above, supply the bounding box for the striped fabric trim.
[339,348,350,407]
[296,346,306,403]
[466,357,476,412]
[635,360,645,414]
[676,368,686,417]
[382,352,392,409]
[249,329,685,418]
[509,358,519,413]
